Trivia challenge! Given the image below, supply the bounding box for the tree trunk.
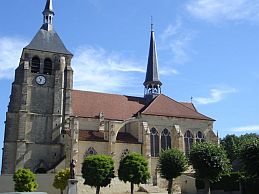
[203,178,211,194]
[96,186,100,194]
[60,190,63,194]
[167,179,173,194]
[131,182,134,194]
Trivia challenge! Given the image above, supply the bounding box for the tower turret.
[42,0,54,31]
[143,24,162,103]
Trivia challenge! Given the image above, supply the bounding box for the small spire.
[143,21,162,103]
[41,0,55,31]
[43,0,54,14]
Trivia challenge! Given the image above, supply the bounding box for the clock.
[35,75,46,85]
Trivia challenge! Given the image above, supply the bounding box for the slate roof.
[71,90,214,121]
[43,0,54,13]
[25,29,72,55]
[144,30,162,86]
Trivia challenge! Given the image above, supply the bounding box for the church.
[1,0,218,185]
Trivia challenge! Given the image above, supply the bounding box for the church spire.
[143,22,162,103]
[41,0,55,31]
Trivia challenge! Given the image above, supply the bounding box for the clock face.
[35,75,46,85]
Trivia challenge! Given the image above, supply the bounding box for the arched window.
[161,128,171,150]
[43,58,52,75]
[150,127,159,157]
[184,130,194,155]
[85,147,97,157]
[196,131,205,143]
[31,56,40,73]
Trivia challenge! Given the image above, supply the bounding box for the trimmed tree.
[158,149,188,194]
[81,154,115,194]
[53,168,70,194]
[118,152,150,194]
[13,168,38,192]
[189,142,231,194]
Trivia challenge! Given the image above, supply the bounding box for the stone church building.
[1,0,218,184]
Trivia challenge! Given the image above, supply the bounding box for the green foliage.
[190,142,231,182]
[158,148,188,180]
[13,168,38,192]
[196,172,242,191]
[81,154,114,193]
[118,152,150,194]
[221,133,259,162]
[239,138,259,178]
[53,168,70,194]
[221,134,240,162]
[211,172,242,191]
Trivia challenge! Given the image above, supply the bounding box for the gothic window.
[150,127,159,157]
[184,130,194,155]
[196,131,205,143]
[31,56,40,73]
[43,58,52,75]
[85,147,97,157]
[161,128,171,150]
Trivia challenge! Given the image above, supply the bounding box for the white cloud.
[0,37,28,79]
[159,20,196,64]
[160,20,182,42]
[186,0,259,23]
[0,37,147,94]
[195,88,237,104]
[160,68,179,75]
[231,125,259,132]
[72,46,145,93]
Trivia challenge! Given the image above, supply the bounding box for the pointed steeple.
[41,0,55,31]
[25,0,72,55]
[143,23,162,103]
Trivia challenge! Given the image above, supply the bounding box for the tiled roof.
[141,94,214,121]
[180,102,197,112]
[71,90,214,121]
[79,130,106,142]
[79,130,140,144]
[72,90,145,120]
[116,133,140,144]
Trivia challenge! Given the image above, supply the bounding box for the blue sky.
[1,0,259,168]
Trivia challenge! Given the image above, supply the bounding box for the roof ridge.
[141,94,214,121]
[161,94,214,120]
[179,101,197,112]
[72,89,145,99]
[139,94,161,113]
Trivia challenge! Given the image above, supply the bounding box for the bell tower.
[1,0,73,174]
[143,23,162,103]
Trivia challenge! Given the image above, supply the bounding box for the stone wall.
[0,174,59,194]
